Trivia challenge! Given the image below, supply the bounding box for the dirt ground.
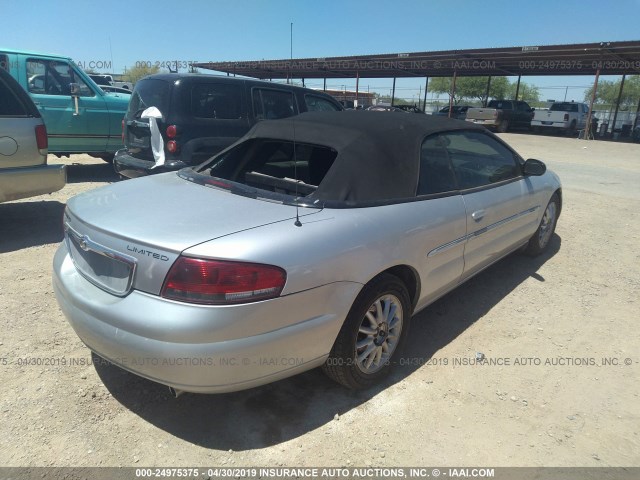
[1,134,639,468]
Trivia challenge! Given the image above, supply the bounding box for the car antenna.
[292,115,302,227]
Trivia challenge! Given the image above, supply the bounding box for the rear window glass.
[191,83,242,119]
[550,103,579,112]
[128,79,171,117]
[488,100,512,110]
[205,139,337,196]
[0,76,27,116]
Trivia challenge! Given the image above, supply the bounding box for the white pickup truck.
[531,102,589,135]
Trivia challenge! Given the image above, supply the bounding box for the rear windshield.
[550,103,579,112]
[0,76,27,116]
[488,100,512,109]
[128,79,171,118]
[191,139,338,203]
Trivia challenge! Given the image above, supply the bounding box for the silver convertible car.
[53,111,561,395]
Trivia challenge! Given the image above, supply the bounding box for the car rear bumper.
[113,149,186,179]
[52,243,361,393]
[531,120,570,129]
[0,163,66,203]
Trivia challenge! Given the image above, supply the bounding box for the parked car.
[531,102,590,135]
[0,67,65,202]
[1,48,129,162]
[466,100,535,132]
[114,74,343,179]
[53,111,561,395]
[435,105,472,120]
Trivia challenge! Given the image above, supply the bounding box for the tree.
[123,64,161,84]
[429,76,509,105]
[584,75,640,110]
[507,81,540,103]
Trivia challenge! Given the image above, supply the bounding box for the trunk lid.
[64,172,320,295]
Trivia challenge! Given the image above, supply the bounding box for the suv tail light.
[161,257,286,305]
[35,124,48,155]
[564,113,569,121]
[121,118,125,142]
[166,125,177,138]
[166,140,178,153]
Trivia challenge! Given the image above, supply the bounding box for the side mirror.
[523,158,546,176]
[69,83,81,96]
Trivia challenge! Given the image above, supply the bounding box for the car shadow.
[93,234,561,450]
[0,200,65,253]
[66,161,119,184]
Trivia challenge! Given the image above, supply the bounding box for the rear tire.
[497,120,509,133]
[322,273,411,389]
[524,193,559,256]
[99,154,115,164]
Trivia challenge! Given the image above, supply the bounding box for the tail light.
[166,140,178,153]
[121,118,125,143]
[161,257,286,305]
[564,113,569,121]
[166,125,177,138]
[493,110,498,118]
[35,124,48,156]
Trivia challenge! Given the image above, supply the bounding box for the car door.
[441,130,536,281]
[412,134,467,309]
[24,57,110,153]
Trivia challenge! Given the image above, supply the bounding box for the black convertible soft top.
[242,111,486,205]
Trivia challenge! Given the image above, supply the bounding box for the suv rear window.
[191,83,242,119]
[128,79,171,117]
[0,75,28,116]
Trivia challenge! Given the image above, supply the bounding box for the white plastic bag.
[141,106,165,168]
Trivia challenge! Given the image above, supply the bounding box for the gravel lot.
[1,134,639,468]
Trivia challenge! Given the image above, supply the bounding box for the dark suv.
[114,74,343,178]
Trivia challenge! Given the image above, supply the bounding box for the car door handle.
[471,209,485,222]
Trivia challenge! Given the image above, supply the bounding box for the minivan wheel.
[322,273,411,389]
[99,154,115,164]
[524,193,559,256]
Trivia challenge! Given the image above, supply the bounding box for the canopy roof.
[194,41,640,79]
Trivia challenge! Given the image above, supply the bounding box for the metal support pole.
[355,72,359,108]
[302,78,305,87]
[633,97,640,132]
[484,76,492,107]
[422,77,429,112]
[514,75,521,100]
[448,71,457,118]
[391,77,396,106]
[610,74,626,138]
[323,78,326,91]
[585,68,600,140]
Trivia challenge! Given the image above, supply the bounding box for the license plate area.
[65,225,137,296]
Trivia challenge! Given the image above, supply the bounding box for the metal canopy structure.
[194,41,640,79]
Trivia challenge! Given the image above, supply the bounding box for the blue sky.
[3,0,639,102]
